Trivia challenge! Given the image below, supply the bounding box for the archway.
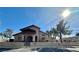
[26,36,33,42]
[24,36,33,46]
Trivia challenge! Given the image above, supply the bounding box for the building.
[0,33,9,42]
[13,25,51,42]
[63,36,79,42]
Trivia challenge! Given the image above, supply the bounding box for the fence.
[0,42,24,48]
[0,42,79,48]
[31,42,79,48]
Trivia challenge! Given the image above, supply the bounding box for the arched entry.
[24,36,33,46]
[26,36,33,42]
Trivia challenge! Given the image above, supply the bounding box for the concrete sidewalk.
[65,48,79,52]
[3,47,33,52]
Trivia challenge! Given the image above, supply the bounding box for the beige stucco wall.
[14,26,51,42]
[14,27,40,42]
[39,32,51,41]
[14,34,23,42]
[29,26,40,41]
[23,33,34,41]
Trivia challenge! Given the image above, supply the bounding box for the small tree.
[51,28,58,39]
[56,20,72,43]
[3,29,13,39]
[0,33,4,39]
[46,30,52,37]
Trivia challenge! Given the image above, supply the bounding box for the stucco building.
[13,25,51,42]
[0,33,9,42]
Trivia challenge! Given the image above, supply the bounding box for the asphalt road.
[0,48,13,52]
[31,48,72,52]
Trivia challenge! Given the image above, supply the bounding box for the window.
[18,36,22,40]
[42,34,45,36]
[64,40,66,42]
[42,37,45,40]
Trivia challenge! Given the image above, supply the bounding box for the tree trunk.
[55,36,56,39]
[59,32,62,43]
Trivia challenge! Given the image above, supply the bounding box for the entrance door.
[35,36,37,42]
[26,36,33,42]
[24,36,33,46]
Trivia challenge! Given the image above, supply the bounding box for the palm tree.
[46,30,52,37]
[56,20,72,43]
[46,28,59,40]
[51,28,58,39]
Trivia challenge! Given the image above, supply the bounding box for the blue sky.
[0,7,79,35]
